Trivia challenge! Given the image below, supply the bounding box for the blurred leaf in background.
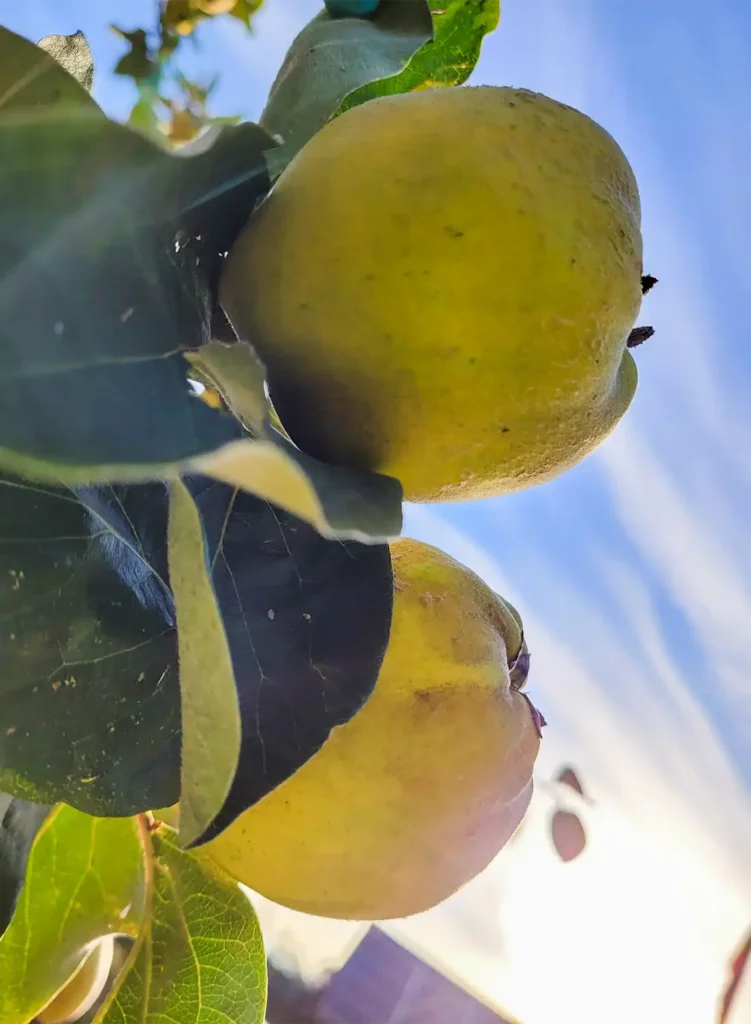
[112,0,264,143]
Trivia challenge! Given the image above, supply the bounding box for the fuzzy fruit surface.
[221,86,643,502]
[198,537,541,920]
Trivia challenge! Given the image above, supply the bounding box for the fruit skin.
[197,537,541,920]
[220,86,642,503]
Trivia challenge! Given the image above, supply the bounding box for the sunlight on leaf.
[0,806,147,1024]
[168,479,241,847]
[98,826,266,1024]
[37,31,95,92]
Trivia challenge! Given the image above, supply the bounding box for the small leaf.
[260,1,432,174]
[550,809,587,863]
[0,26,101,113]
[98,826,266,1024]
[0,796,50,936]
[37,30,95,92]
[556,765,585,797]
[719,927,751,1024]
[168,479,241,847]
[183,476,394,841]
[0,805,147,1024]
[188,340,267,436]
[338,0,500,114]
[112,27,157,83]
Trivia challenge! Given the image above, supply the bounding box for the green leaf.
[189,341,403,543]
[188,341,267,436]
[0,796,50,936]
[260,0,499,176]
[98,827,266,1024]
[0,109,273,479]
[0,805,147,1024]
[260,0,432,174]
[182,476,393,842]
[167,480,241,848]
[338,0,501,113]
[0,26,101,113]
[0,475,181,816]
[36,30,95,93]
[112,27,156,84]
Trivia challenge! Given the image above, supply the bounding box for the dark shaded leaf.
[37,30,95,92]
[183,476,394,841]
[1,471,393,827]
[0,805,147,1024]
[0,26,101,114]
[260,0,432,174]
[719,926,751,1024]
[0,109,273,479]
[338,0,500,114]
[550,809,586,863]
[0,796,50,936]
[167,479,241,847]
[98,826,266,1024]
[0,474,181,816]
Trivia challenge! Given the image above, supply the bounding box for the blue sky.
[2,2,750,1022]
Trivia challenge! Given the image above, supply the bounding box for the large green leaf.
[167,480,241,848]
[0,805,147,1024]
[260,0,499,175]
[0,109,269,479]
[0,475,181,815]
[0,795,50,936]
[0,26,100,113]
[0,474,392,826]
[338,0,500,112]
[98,826,266,1024]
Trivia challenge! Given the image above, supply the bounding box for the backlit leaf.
[0,805,147,1024]
[167,479,241,848]
[98,826,266,1024]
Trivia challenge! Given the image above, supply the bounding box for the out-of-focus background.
[3,2,750,1022]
